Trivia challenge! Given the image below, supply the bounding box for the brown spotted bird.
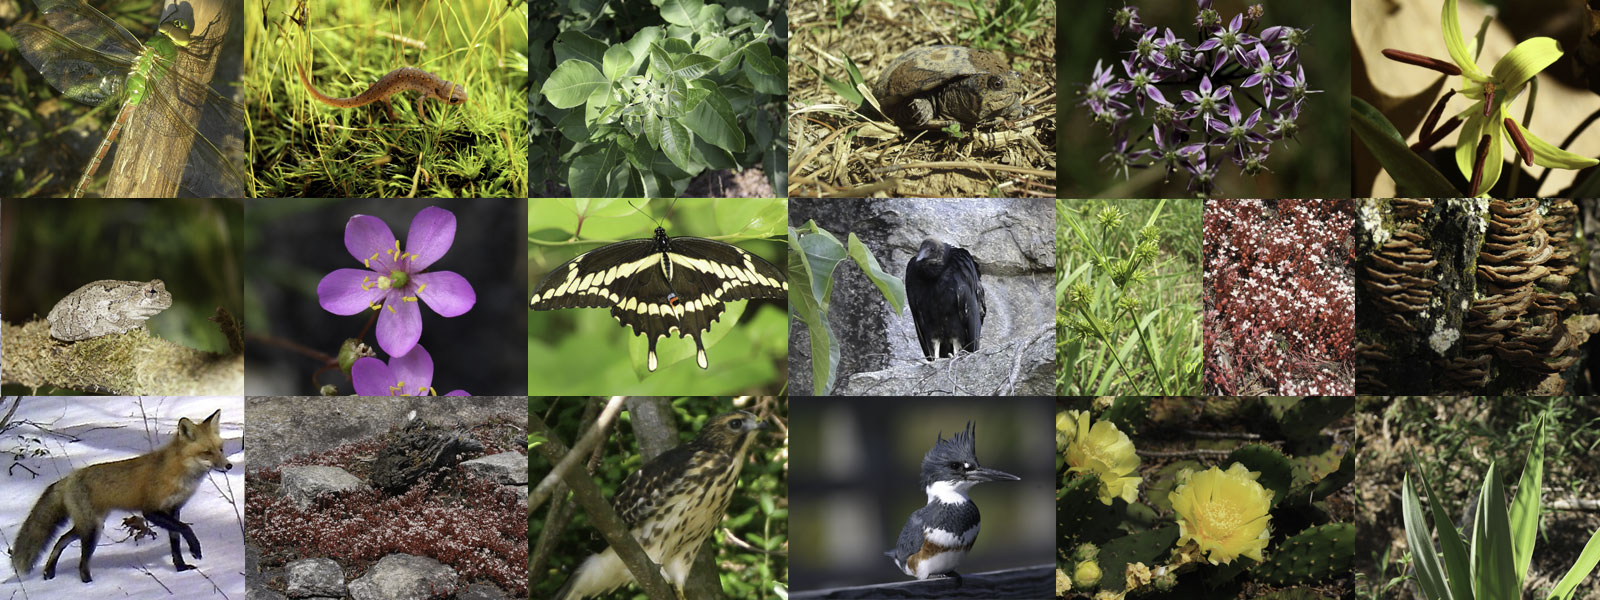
[556,411,767,600]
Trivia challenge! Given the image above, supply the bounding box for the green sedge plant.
[1057,199,1201,395]
[1402,415,1600,600]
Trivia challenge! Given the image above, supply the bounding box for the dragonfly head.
[158,19,193,47]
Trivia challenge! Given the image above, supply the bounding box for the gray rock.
[347,554,459,600]
[281,465,367,508]
[459,451,528,485]
[247,580,288,600]
[285,558,345,598]
[789,198,1056,395]
[457,582,512,600]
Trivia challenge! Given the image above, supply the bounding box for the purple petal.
[404,206,457,272]
[1215,85,1231,99]
[1145,86,1170,106]
[1198,76,1213,93]
[1195,39,1220,52]
[1242,74,1263,88]
[1244,108,1262,128]
[413,271,476,317]
[376,294,423,357]
[318,268,387,315]
[345,215,399,272]
[1181,90,1200,103]
[351,357,395,396]
[444,390,470,396]
[388,344,434,393]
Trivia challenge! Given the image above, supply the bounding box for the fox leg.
[41,530,76,581]
[144,510,200,570]
[43,525,97,583]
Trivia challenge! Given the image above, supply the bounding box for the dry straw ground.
[787,0,1057,197]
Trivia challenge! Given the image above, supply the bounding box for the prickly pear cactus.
[1251,523,1355,586]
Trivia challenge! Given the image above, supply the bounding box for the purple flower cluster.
[1083,1,1318,196]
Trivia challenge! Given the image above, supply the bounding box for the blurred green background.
[0,199,244,392]
[1058,0,1351,198]
[527,199,788,396]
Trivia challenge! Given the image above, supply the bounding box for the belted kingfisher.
[886,421,1020,582]
[555,411,766,599]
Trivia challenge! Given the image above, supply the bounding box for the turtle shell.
[871,45,1026,130]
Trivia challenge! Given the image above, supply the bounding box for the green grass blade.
[1404,473,1454,600]
[1472,463,1518,600]
[1509,415,1546,582]
[1414,449,1475,600]
[1546,526,1600,600]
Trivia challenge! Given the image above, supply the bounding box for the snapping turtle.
[871,45,1028,131]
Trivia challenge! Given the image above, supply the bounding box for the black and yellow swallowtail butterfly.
[529,224,787,371]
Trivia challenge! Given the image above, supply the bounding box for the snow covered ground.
[1,397,246,599]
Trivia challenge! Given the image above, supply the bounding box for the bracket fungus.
[1356,199,1597,393]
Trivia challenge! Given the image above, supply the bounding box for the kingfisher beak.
[970,466,1020,483]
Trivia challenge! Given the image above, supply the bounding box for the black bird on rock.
[905,239,986,361]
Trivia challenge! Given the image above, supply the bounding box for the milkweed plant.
[1080,0,1318,196]
[1403,415,1600,600]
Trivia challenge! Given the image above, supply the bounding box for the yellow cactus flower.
[1169,462,1274,565]
[1074,560,1102,589]
[1064,410,1142,505]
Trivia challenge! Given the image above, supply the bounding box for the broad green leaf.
[790,223,847,394]
[1510,415,1545,582]
[685,89,746,154]
[543,60,608,109]
[553,31,607,68]
[847,233,907,314]
[1546,527,1600,600]
[1472,463,1518,600]
[1351,98,1462,197]
[652,117,696,173]
[742,42,786,95]
[1403,474,1455,600]
[568,145,631,198]
[659,0,705,26]
[602,45,634,81]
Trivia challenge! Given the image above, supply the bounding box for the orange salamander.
[297,62,467,120]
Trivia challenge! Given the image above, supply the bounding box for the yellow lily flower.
[1440,0,1596,195]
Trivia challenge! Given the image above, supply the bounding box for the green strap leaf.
[1404,473,1456,600]
[1509,415,1546,582]
[1473,463,1519,600]
[1546,526,1600,600]
[1413,448,1474,600]
[1351,98,1461,197]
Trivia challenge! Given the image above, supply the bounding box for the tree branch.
[789,565,1054,599]
[529,410,676,600]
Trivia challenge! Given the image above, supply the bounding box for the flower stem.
[1121,300,1173,395]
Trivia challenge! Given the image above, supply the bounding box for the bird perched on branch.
[887,421,1018,582]
[556,411,767,600]
[906,239,986,361]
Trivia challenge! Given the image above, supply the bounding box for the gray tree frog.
[47,279,173,341]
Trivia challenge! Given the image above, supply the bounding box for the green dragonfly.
[9,0,247,197]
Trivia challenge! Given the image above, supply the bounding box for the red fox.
[11,409,233,583]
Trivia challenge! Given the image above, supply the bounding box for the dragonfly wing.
[135,54,248,197]
[30,0,142,61]
[10,23,131,105]
[176,91,248,198]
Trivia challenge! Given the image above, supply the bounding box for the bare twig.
[529,397,626,514]
[530,409,676,600]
